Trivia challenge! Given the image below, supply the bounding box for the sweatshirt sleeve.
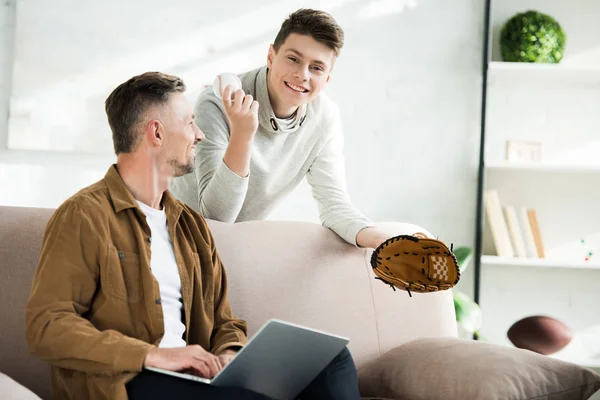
[306,105,373,246]
[171,95,249,222]
[25,202,154,374]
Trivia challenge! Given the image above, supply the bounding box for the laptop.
[145,319,349,400]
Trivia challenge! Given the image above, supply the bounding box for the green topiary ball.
[500,10,566,63]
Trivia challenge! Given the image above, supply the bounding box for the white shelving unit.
[479,0,600,368]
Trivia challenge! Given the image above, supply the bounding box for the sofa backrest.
[206,219,458,366]
[0,206,457,399]
[0,207,53,400]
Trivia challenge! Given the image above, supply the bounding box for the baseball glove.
[370,234,460,296]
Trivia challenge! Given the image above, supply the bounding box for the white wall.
[0,1,114,207]
[0,0,483,297]
[1,1,15,149]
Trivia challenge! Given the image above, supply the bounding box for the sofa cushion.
[358,337,600,400]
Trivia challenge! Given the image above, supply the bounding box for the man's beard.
[169,156,195,177]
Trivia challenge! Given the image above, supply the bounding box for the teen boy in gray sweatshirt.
[171,8,391,249]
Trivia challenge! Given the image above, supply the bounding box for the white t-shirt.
[137,200,186,348]
[275,108,300,132]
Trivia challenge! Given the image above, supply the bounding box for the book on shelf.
[483,189,514,257]
[527,209,546,258]
[504,206,527,258]
[519,207,540,258]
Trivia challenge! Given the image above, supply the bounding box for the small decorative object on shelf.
[500,10,566,64]
[581,239,597,262]
[505,140,542,162]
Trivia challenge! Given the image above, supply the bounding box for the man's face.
[160,93,204,177]
[267,33,336,117]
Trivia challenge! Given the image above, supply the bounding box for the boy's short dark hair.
[273,9,344,56]
[105,72,186,155]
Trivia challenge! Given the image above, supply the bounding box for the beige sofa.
[0,205,457,399]
[4,206,600,400]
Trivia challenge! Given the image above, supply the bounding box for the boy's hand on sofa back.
[356,227,390,249]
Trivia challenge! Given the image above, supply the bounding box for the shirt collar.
[104,164,183,219]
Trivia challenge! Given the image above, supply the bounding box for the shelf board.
[481,255,600,270]
[580,360,600,369]
[487,61,600,87]
[551,324,600,369]
[489,61,600,76]
[556,357,600,369]
[486,162,600,173]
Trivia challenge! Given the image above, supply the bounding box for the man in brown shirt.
[25,72,360,400]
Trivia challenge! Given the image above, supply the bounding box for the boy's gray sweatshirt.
[170,66,372,245]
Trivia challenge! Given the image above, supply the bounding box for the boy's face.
[267,33,336,118]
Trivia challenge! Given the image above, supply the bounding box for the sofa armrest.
[0,374,41,400]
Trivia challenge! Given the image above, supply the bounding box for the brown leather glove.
[370,234,460,297]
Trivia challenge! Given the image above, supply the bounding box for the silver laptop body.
[146,318,349,400]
